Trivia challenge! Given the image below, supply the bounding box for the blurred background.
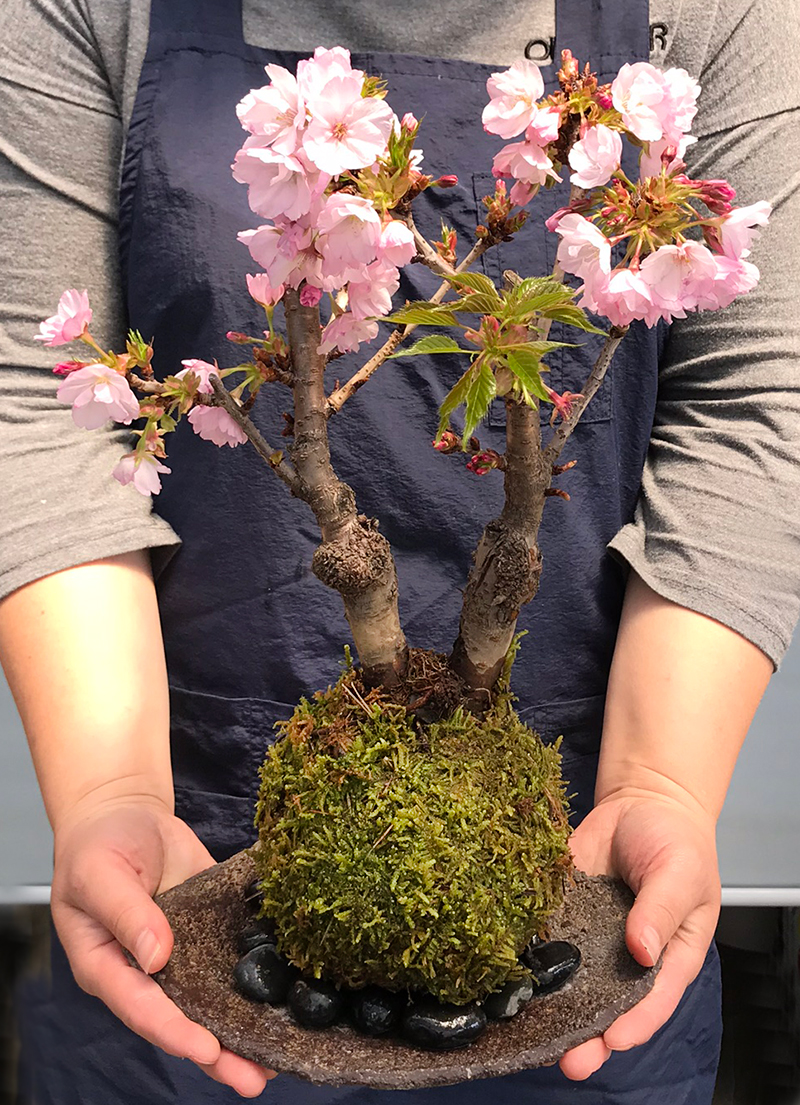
[1,650,799,1103]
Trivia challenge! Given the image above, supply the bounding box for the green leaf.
[504,351,551,403]
[386,302,461,327]
[538,304,607,334]
[463,360,497,442]
[388,335,470,358]
[436,366,474,439]
[505,340,573,359]
[444,271,499,297]
[504,276,565,303]
[452,292,505,315]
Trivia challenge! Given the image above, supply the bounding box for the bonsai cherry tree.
[38,47,770,1011]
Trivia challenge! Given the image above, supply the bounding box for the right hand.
[51,797,276,1098]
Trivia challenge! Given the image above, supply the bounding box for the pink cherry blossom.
[315,194,382,281]
[296,47,360,102]
[554,214,612,280]
[377,219,416,267]
[232,142,327,221]
[526,106,561,146]
[611,62,668,142]
[238,225,302,288]
[317,313,379,355]
[695,255,760,310]
[299,284,323,307]
[718,201,771,260]
[492,138,560,202]
[582,267,660,327]
[176,360,248,447]
[236,64,306,154]
[113,453,172,496]
[56,364,140,429]
[347,261,400,319]
[186,405,247,447]
[482,59,545,139]
[246,272,285,307]
[639,134,696,179]
[35,289,93,346]
[640,241,718,317]
[302,75,394,175]
[568,125,623,189]
[661,68,701,139]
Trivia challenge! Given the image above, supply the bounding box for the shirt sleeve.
[608,0,800,668]
[0,0,179,603]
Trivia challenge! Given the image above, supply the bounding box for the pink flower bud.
[466,449,503,476]
[52,360,87,376]
[299,284,323,307]
[595,88,614,110]
[433,430,461,454]
[226,331,250,344]
[401,112,419,131]
[435,175,458,189]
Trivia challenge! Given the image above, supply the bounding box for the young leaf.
[443,271,499,297]
[388,335,470,358]
[436,366,475,439]
[504,276,564,303]
[386,302,461,327]
[452,291,506,315]
[463,360,497,443]
[538,304,607,334]
[504,350,551,403]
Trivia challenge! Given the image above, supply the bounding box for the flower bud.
[52,360,87,376]
[466,449,504,475]
[433,429,461,454]
[226,331,251,344]
[299,284,323,307]
[401,112,419,131]
[435,175,459,188]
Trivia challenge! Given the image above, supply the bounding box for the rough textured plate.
[152,849,657,1089]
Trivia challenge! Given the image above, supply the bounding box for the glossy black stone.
[482,976,534,1020]
[287,978,345,1029]
[523,940,582,995]
[237,917,278,955]
[233,944,297,1004]
[401,999,487,1051]
[349,985,406,1036]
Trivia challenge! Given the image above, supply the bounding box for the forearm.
[0,551,173,831]
[597,571,773,823]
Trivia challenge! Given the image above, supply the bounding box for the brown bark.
[283,289,408,684]
[451,399,550,694]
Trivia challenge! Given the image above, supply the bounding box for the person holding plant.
[0,1,797,1103]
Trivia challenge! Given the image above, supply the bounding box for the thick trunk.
[284,290,408,684]
[451,399,549,694]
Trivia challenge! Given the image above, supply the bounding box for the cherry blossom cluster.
[483,52,701,203]
[36,291,246,493]
[233,47,421,355]
[483,51,770,327]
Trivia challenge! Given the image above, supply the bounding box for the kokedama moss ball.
[254,656,572,1005]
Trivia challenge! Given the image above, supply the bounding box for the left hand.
[556,790,721,1081]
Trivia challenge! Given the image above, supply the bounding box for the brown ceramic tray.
[151,849,657,1089]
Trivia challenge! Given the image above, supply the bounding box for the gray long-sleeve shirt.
[1,0,799,667]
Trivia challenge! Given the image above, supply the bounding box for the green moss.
[253,661,572,1004]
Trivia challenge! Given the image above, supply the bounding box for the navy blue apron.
[18,1,721,1100]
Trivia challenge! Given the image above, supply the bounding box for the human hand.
[51,797,277,1098]
[556,791,721,1081]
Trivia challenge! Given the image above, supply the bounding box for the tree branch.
[542,324,629,468]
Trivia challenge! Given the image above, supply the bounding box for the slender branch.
[542,324,629,468]
[326,238,490,415]
[206,376,301,495]
[407,214,457,279]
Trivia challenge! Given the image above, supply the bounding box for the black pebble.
[349,986,406,1036]
[401,998,487,1051]
[288,978,345,1029]
[237,917,278,955]
[233,944,297,1004]
[243,877,264,911]
[482,976,534,1020]
[522,940,581,994]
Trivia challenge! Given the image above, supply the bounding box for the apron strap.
[149,0,245,40]
[555,0,651,66]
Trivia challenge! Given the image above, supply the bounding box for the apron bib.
[19,2,721,1100]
